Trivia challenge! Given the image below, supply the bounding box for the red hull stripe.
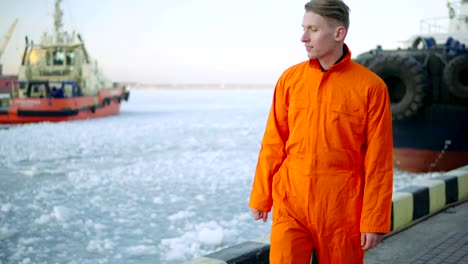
[394,148,468,172]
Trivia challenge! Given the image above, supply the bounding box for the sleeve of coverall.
[249,77,289,213]
[360,83,394,234]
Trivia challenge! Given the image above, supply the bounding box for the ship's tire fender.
[443,55,468,98]
[368,54,428,121]
[354,52,376,68]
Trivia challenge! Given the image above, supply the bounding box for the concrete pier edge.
[184,165,468,264]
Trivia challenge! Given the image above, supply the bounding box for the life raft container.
[368,54,429,121]
[443,55,468,98]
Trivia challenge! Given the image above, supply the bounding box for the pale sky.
[0,0,450,84]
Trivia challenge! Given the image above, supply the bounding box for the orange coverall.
[249,47,393,264]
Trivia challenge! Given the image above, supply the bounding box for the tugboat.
[355,0,468,172]
[0,0,129,124]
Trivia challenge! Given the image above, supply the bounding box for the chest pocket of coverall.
[328,103,366,151]
[287,98,308,157]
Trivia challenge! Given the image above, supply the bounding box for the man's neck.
[318,45,347,72]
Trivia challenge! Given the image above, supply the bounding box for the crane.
[0,18,19,74]
[0,18,18,60]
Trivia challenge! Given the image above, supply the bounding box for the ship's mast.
[54,0,64,44]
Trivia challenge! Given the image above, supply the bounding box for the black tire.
[368,54,429,121]
[354,52,376,68]
[443,55,468,98]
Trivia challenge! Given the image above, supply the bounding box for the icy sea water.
[0,89,439,264]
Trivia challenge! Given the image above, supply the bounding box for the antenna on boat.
[77,33,90,63]
[54,0,64,44]
[447,1,456,19]
[21,36,29,65]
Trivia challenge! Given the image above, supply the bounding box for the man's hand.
[251,208,268,222]
[361,232,383,250]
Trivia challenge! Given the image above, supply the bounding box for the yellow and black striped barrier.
[185,165,468,264]
[391,166,468,230]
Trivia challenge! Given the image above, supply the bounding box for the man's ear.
[335,26,346,41]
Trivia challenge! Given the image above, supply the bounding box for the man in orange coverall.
[249,0,393,263]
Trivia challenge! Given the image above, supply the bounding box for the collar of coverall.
[312,44,351,73]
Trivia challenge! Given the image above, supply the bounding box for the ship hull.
[0,87,129,124]
[393,104,468,172]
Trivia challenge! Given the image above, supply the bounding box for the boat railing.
[418,0,468,43]
[420,17,451,35]
[420,15,468,33]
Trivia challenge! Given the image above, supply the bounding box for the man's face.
[301,11,339,60]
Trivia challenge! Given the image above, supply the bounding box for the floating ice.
[168,210,195,221]
[195,194,205,201]
[93,223,107,232]
[20,170,35,177]
[197,222,224,246]
[160,233,198,261]
[0,227,17,240]
[34,214,51,225]
[53,206,70,222]
[18,258,32,264]
[86,239,114,253]
[19,237,40,245]
[125,245,158,256]
[152,197,163,204]
[1,203,12,212]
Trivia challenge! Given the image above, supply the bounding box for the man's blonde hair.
[304,0,350,31]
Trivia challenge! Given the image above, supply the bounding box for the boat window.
[49,83,64,98]
[46,50,51,65]
[30,83,48,98]
[53,49,65,65]
[63,83,76,98]
[49,83,61,90]
[66,50,75,65]
[29,50,40,65]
